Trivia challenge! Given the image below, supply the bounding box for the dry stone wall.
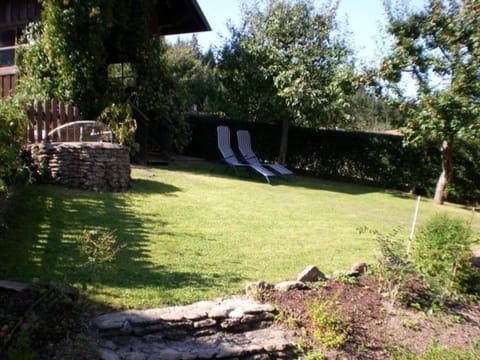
[27,142,131,192]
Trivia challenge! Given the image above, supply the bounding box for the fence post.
[27,105,34,143]
[51,99,58,141]
[35,101,43,143]
[44,100,51,143]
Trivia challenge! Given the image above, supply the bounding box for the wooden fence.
[27,99,81,143]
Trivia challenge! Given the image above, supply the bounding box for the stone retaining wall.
[95,297,295,359]
[27,142,131,192]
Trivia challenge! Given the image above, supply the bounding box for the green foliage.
[185,114,440,196]
[165,38,222,114]
[303,350,325,360]
[77,229,125,286]
[359,226,419,306]
[376,0,480,204]
[345,89,403,131]
[448,140,480,205]
[219,0,356,161]
[97,103,139,154]
[0,98,29,192]
[133,37,190,153]
[411,213,480,302]
[391,339,480,360]
[78,229,124,266]
[308,299,351,348]
[364,212,479,308]
[17,0,112,118]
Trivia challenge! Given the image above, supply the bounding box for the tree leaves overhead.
[376,0,480,204]
[219,0,355,128]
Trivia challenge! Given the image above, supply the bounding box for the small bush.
[359,226,421,306]
[97,103,139,155]
[77,229,125,284]
[0,98,28,191]
[308,299,351,349]
[411,214,480,303]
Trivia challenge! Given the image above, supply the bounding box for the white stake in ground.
[407,195,421,257]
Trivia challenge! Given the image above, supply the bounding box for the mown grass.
[0,162,478,309]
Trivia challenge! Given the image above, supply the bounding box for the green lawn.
[1,163,478,309]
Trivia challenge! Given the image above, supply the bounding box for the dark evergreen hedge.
[184,114,480,205]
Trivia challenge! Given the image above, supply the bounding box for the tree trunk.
[278,117,290,165]
[433,139,453,205]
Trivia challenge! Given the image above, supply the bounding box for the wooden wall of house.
[0,72,17,97]
[0,0,40,97]
[0,0,40,28]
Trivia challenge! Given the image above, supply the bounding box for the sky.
[166,0,404,67]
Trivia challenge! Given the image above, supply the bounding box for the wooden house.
[0,0,210,97]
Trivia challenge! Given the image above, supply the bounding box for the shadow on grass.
[165,160,381,195]
[0,179,245,308]
[130,178,181,195]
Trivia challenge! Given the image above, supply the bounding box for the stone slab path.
[94,296,297,359]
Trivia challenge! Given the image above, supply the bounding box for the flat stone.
[274,281,308,292]
[108,328,294,360]
[228,303,275,318]
[94,313,129,330]
[245,281,274,296]
[0,280,29,292]
[350,262,369,275]
[98,339,118,351]
[193,318,217,328]
[99,348,120,360]
[297,265,326,282]
[119,351,147,360]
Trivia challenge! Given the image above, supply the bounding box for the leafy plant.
[411,213,480,303]
[359,226,436,308]
[77,229,125,284]
[303,349,325,360]
[97,103,139,155]
[359,226,413,301]
[0,99,28,190]
[308,299,351,349]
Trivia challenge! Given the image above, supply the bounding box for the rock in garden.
[350,262,369,275]
[297,265,326,282]
[274,281,308,292]
[245,281,274,296]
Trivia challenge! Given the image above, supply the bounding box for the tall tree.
[165,38,222,113]
[376,0,480,204]
[219,0,355,164]
[345,90,402,131]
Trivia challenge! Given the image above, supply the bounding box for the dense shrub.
[184,115,435,191]
[411,214,479,303]
[366,213,479,308]
[184,114,480,205]
[448,140,480,205]
[0,99,28,191]
[0,98,29,231]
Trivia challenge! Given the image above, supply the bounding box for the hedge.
[183,114,480,205]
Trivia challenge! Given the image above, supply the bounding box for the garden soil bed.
[263,275,480,359]
[0,274,479,359]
